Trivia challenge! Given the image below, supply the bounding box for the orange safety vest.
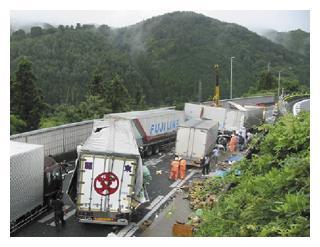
[180,159,187,171]
[230,136,237,146]
[171,160,180,172]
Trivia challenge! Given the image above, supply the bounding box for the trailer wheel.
[152,144,160,154]
[144,146,153,157]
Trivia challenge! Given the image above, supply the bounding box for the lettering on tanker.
[150,120,180,135]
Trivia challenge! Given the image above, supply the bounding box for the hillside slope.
[10,11,310,107]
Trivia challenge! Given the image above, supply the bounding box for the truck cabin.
[43,156,63,199]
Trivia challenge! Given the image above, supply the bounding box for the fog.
[10,10,310,33]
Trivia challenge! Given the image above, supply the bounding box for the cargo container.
[67,119,149,225]
[93,107,185,157]
[10,141,63,233]
[184,102,264,134]
[175,118,219,167]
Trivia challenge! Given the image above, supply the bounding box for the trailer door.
[175,127,191,157]
[77,154,137,214]
[191,129,207,158]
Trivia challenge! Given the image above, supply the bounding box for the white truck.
[93,107,185,157]
[175,118,219,167]
[67,119,149,225]
[10,141,64,233]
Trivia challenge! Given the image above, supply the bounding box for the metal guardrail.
[278,94,310,116]
[10,120,96,156]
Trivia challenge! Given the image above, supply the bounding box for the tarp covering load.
[81,119,143,194]
[68,119,149,225]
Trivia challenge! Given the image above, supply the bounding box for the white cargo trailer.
[10,141,64,233]
[175,119,219,167]
[10,142,45,224]
[67,119,149,225]
[93,108,185,157]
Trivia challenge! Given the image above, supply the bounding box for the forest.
[10,11,310,133]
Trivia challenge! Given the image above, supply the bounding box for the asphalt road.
[11,151,198,237]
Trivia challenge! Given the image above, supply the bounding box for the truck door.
[191,129,207,158]
[77,154,137,214]
[175,126,191,157]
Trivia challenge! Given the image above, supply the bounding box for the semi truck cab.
[44,156,64,203]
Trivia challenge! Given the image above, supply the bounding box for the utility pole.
[230,56,235,99]
[198,80,202,103]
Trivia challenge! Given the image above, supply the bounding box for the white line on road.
[146,195,165,210]
[49,209,76,227]
[37,205,70,223]
[116,169,196,237]
[144,154,165,167]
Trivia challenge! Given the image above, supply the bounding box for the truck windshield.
[52,168,61,181]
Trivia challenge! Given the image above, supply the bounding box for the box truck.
[93,107,185,157]
[10,141,64,233]
[67,119,149,225]
[175,118,219,167]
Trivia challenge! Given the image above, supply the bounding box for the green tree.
[257,72,277,91]
[107,74,130,113]
[133,82,147,110]
[30,26,43,37]
[88,68,105,98]
[10,114,27,135]
[11,56,45,131]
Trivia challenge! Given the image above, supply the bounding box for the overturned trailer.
[93,108,185,157]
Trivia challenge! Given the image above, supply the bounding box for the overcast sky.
[10,9,310,33]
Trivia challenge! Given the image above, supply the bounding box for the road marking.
[144,154,165,167]
[169,169,196,187]
[37,205,70,223]
[49,209,76,227]
[116,170,196,237]
[146,195,164,210]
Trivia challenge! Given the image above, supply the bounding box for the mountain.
[255,28,310,58]
[10,11,310,107]
[10,19,54,34]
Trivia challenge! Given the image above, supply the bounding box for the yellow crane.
[213,64,221,107]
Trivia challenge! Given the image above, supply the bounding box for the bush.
[195,111,310,237]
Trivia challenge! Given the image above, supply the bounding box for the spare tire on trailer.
[152,144,160,154]
[144,146,153,157]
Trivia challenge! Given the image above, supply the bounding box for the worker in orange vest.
[169,157,180,181]
[179,158,187,180]
[230,131,238,152]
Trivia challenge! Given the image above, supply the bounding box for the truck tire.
[144,146,153,157]
[152,144,160,154]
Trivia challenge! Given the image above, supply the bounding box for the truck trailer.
[10,141,63,234]
[184,102,264,134]
[175,118,219,167]
[93,107,185,157]
[67,119,149,225]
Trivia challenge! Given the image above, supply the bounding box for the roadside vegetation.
[195,111,310,237]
